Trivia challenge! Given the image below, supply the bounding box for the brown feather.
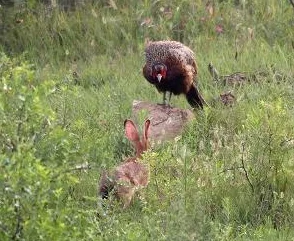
[143,40,205,108]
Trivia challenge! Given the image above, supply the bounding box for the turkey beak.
[156,74,162,82]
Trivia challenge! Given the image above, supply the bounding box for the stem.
[11,200,23,240]
[51,162,92,180]
[184,154,187,209]
[218,166,244,175]
[241,142,254,193]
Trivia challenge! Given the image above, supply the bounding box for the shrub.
[0,53,94,240]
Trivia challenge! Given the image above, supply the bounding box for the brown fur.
[143,40,205,108]
[98,119,151,208]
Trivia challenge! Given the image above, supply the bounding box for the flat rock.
[132,100,195,142]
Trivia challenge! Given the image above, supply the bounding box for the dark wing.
[186,83,205,109]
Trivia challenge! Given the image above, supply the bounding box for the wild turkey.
[143,40,206,109]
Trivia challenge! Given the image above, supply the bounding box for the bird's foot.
[157,102,172,108]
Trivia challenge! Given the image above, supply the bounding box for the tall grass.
[1,0,293,65]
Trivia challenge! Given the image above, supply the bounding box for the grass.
[1,1,294,240]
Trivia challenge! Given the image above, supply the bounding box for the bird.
[143,40,205,109]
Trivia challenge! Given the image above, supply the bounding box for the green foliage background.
[0,0,294,240]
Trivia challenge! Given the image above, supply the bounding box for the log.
[132,100,195,142]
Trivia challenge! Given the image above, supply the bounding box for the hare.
[99,119,151,208]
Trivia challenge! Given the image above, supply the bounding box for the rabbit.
[98,119,151,208]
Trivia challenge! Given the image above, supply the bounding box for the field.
[1,1,294,240]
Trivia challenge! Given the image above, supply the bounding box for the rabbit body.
[113,157,149,207]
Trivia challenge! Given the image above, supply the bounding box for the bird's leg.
[162,91,168,105]
[162,91,172,107]
[167,91,172,105]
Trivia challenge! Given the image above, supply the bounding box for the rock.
[132,100,195,142]
[220,92,236,106]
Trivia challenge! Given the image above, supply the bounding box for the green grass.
[1,1,294,240]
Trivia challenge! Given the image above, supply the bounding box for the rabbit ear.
[143,119,151,141]
[124,119,140,142]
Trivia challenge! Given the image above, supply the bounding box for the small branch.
[71,162,91,172]
[153,167,161,199]
[218,166,244,175]
[0,223,8,235]
[280,137,294,146]
[11,200,23,240]
[51,162,92,180]
[240,142,254,193]
[16,102,26,144]
[290,0,294,9]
